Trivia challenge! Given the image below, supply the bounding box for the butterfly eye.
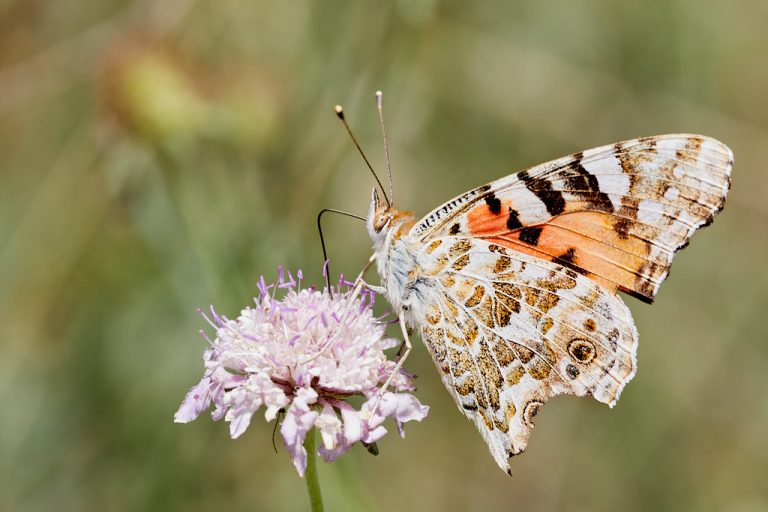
[373,213,391,232]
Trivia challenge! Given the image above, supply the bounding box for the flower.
[175,266,429,476]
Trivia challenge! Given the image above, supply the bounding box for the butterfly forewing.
[410,134,733,302]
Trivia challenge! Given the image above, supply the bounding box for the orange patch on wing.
[467,201,509,234]
[471,211,652,296]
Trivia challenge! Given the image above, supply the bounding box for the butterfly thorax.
[373,213,421,313]
[366,191,425,314]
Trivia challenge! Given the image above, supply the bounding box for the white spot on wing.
[509,186,551,225]
[594,174,631,211]
[581,152,630,210]
[637,199,663,224]
[580,153,621,176]
[663,187,679,201]
[655,137,686,154]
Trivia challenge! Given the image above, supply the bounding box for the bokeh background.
[2,1,767,511]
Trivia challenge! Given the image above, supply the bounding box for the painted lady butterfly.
[346,96,732,475]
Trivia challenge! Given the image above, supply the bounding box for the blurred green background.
[1,1,767,511]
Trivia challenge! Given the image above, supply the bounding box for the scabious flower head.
[175,266,429,476]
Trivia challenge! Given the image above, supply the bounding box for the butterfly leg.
[392,313,413,380]
[361,281,387,295]
[370,313,413,414]
[347,254,382,298]
[396,325,413,356]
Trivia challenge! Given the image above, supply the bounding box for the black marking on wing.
[566,154,614,213]
[485,192,502,215]
[623,288,655,305]
[506,208,522,230]
[553,248,584,275]
[517,170,566,216]
[613,218,632,240]
[518,226,543,246]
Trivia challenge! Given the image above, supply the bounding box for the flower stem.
[304,429,324,512]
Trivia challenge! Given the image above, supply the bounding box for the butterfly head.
[367,188,416,250]
[367,188,394,244]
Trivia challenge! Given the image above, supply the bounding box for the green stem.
[304,429,324,512]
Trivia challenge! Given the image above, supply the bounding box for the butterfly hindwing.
[410,134,733,302]
[414,236,638,473]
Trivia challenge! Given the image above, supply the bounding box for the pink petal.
[389,394,429,436]
[362,425,388,444]
[364,393,429,437]
[174,378,212,423]
[340,405,364,445]
[229,411,253,438]
[280,399,319,476]
[316,404,342,450]
[317,444,348,463]
[390,394,430,423]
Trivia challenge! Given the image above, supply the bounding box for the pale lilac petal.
[211,401,227,421]
[281,400,320,477]
[229,411,253,438]
[340,405,364,445]
[316,406,352,463]
[250,373,290,420]
[174,378,213,423]
[391,395,429,436]
[315,403,342,450]
[362,425,388,444]
[362,393,429,437]
[317,444,348,463]
[264,405,282,422]
[294,386,318,406]
[390,393,430,423]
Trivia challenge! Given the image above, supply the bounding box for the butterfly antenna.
[334,105,391,207]
[317,208,367,297]
[375,91,394,207]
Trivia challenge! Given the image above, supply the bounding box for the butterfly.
[358,126,732,475]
